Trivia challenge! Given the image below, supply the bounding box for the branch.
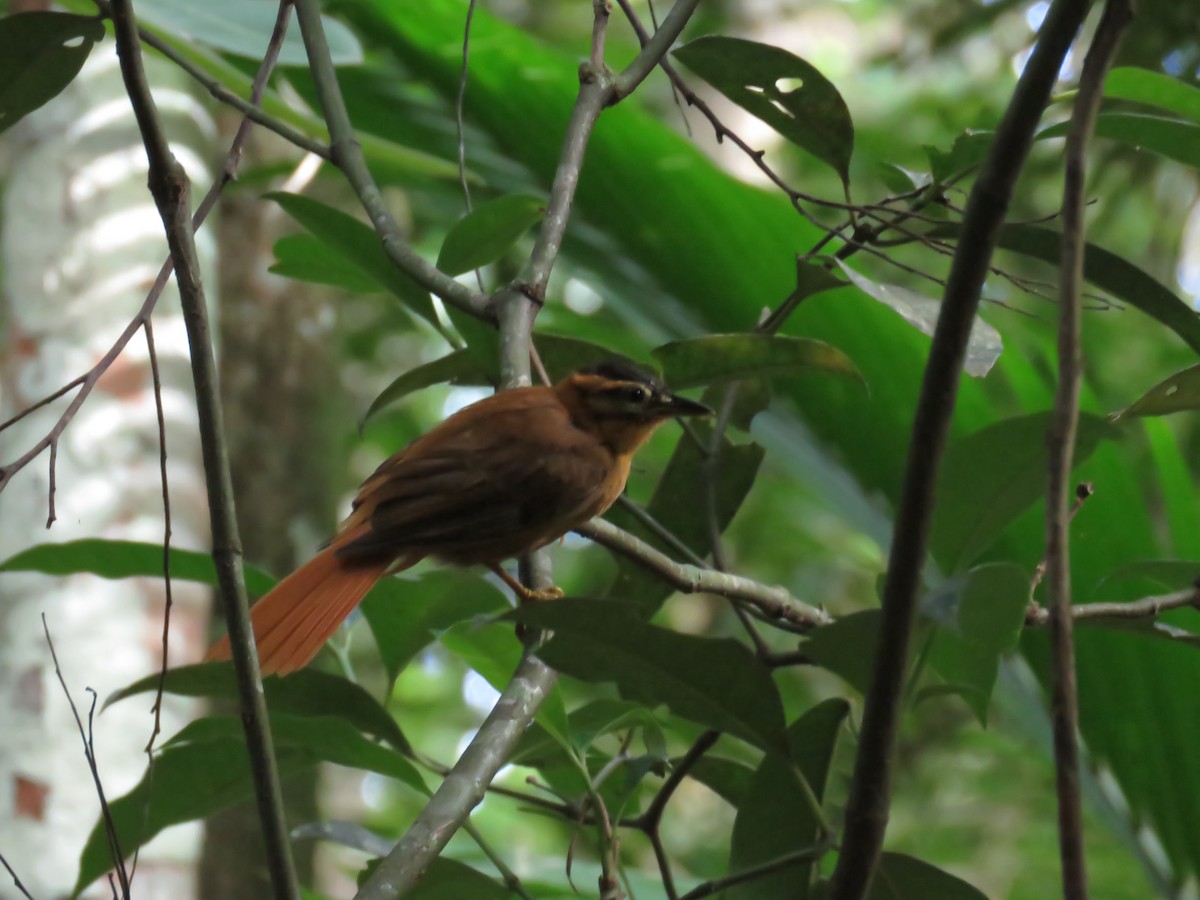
[678,841,832,900]
[827,3,1092,897]
[106,1,300,897]
[577,519,831,628]
[1026,587,1200,627]
[1046,5,1133,896]
[291,0,490,322]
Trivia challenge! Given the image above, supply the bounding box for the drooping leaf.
[436,194,545,276]
[563,698,662,752]
[1114,363,1200,419]
[673,35,854,187]
[513,598,789,755]
[0,538,275,598]
[727,699,848,900]
[653,334,862,389]
[1105,67,1200,123]
[74,739,316,897]
[833,259,1002,377]
[924,563,1030,724]
[930,412,1119,574]
[924,130,994,183]
[866,852,988,900]
[271,233,383,293]
[0,12,104,137]
[135,0,360,66]
[363,349,488,425]
[167,712,428,796]
[106,664,410,752]
[266,191,443,331]
[360,570,508,682]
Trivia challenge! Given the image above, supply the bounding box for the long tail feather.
[204,544,413,676]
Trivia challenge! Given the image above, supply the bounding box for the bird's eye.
[621,385,648,403]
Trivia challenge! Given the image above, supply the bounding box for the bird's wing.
[335,398,617,563]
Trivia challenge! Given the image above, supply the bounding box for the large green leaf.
[0,12,104,137]
[1104,67,1200,123]
[653,333,862,389]
[930,412,1119,574]
[0,538,275,597]
[436,193,545,276]
[727,699,848,900]
[1114,363,1200,419]
[866,852,988,899]
[513,598,789,755]
[1040,113,1200,172]
[271,233,384,293]
[107,664,410,752]
[673,36,854,187]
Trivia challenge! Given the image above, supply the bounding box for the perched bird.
[205,361,711,675]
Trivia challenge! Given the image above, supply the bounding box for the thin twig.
[1026,587,1200,627]
[578,519,831,629]
[106,0,301,897]
[678,842,833,900]
[143,317,173,758]
[461,820,536,900]
[827,3,1091,897]
[42,617,130,899]
[0,851,35,900]
[1046,6,1132,897]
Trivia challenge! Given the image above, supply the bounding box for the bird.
[205,361,712,675]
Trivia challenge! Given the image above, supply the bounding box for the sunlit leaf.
[436,194,545,276]
[930,412,1119,574]
[833,259,1002,377]
[0,12,104,137]
[1104,67,1200,123]
[1114,363,1200,419]
[673,35,854,187]
[1040,113,1200,172]
[271,233,383,293]
[653,334,862,389]
[513,598,789,755]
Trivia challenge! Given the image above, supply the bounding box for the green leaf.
[653,334,861,389]
[0,12,104,137]
[685,755,755,808]
[362,349,488,425]
[1114,363,1200,419]
[673,36,854,187]
[271,233,383,293]
[802,609,884,694]
[168,713,428,796]
[833,259,1001,377]
[1104,67,1200,123]
[360,570,508,683]
[406,857,520,899]
[1041,113,1200,172]
[728,700,847,900]
[513,598,789,754]
[135,0,361,66]
[0,538,275,598]
[75,739,317,896]
[436,194,545,276]
[1095,559,1200,596]
[925,563,1030,725]
[924,130,994,183]
[266,191,442,331]
[867,852,987,900]
[930,412,1119,574]
[106,664,410,752]
[564,698,661,751]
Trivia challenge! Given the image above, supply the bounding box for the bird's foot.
[489,564,565,603]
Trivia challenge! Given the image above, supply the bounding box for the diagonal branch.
[106,0,301,897]
[827,2,1092,897]
[1045,3,1133,897]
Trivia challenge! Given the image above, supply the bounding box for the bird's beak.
[658,392,713,417]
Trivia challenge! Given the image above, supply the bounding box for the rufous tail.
[204,543,415,676]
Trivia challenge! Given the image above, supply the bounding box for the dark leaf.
[930,412,1118,574]
[0,13,104,137]
[867,852,987,899]
[653,334,861,389]
[436,194,545,276]
[513,599,789,755]
[802,610,885,695]
[362,349,487,426]
[1114,363,1200,419]
[673,36,854,187]
[685,755,756,808]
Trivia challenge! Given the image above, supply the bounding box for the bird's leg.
[489,564,564,602]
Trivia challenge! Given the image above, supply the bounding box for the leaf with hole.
[436,194,545,276]
[513,598,789,755]
[0,12,104,137]
[673,36,854,187]
[1114,363,1200,420]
